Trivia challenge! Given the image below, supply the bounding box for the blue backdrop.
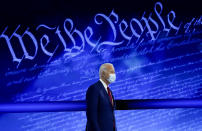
[0,0,201,130]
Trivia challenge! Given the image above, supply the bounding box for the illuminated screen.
[0,0,201,130]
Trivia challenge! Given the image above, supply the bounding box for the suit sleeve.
[86,85,101,131]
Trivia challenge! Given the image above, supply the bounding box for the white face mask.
[107,73,116,83]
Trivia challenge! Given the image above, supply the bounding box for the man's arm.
[86,85,101,131]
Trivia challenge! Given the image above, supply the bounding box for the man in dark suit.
[86,63,117,131]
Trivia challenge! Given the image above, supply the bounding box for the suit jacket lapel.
[97,80,114,109]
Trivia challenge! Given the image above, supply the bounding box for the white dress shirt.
[99,79,108,93]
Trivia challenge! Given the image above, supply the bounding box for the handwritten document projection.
[0,0,201,130]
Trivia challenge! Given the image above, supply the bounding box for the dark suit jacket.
[86,80,117,131]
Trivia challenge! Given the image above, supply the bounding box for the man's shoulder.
[87,80,101,91]
[92,80,101,86]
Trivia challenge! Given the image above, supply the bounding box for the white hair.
[99,63,114,78]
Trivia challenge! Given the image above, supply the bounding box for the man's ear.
[100,71,104,78]
[102,70,106,78]
[102,70,108,79]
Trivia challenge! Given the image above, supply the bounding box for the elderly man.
[86,63,117,131]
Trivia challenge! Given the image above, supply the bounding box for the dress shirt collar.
[99,78,108,93]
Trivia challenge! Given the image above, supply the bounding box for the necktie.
[107,87,113,106]
[107,87,116,130]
